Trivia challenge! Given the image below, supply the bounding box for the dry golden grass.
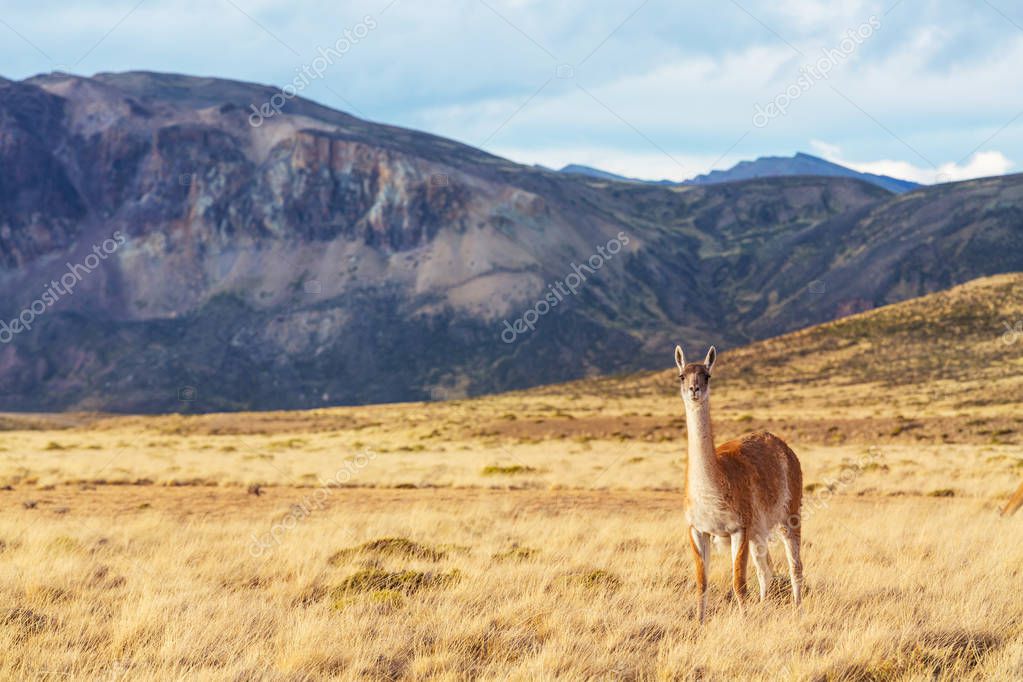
[2,273,1023,679]
[2,489,1021,680]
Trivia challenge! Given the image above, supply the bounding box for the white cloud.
[810,141,1014,184]
[809,140,843,159]
[772,0,871,33]
[936,151,1015,181]
[3,0,1023,184]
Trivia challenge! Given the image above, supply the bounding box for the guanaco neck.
[684,397,719,498]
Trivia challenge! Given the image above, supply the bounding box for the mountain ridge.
[558,152,920,194]
[685,151,920,194]
[1,71,1021,413]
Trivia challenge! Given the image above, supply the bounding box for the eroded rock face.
[0,71,1020,412]
[0,82,86,269]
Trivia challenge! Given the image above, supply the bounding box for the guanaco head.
[674,345,716,405]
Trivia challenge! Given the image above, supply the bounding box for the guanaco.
[675,345,803,622]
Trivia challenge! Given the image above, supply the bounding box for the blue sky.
[2,0,1021,182]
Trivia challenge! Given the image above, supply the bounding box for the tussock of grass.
[331,568,460,597]
[824,629,1000,680]
[333,588,408,612]
[481,465,538,476]
[25,583,72,604]
[492,546,538,561]
[327,537,448,565]
[557,569,622,592]
[47,536,81,553]
[1,608,52,637]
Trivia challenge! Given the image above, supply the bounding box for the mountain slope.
[751,174,1023,337]
[0,71,1019,413]
[433,272,1023,451]
[560,272,1023,407]
[684,152,920,194]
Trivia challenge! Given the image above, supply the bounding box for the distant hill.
[558,152,919,194]
[558,164,675,185]
[0,70,1020,413]
[518,272,1023,449]
[684,152,920,194]
[559,272,1023,404]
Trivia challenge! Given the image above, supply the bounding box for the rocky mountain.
[0,71,1019,413]
[683,152,920,193]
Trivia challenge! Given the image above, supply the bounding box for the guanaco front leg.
[689,526,710,623]
[730,529,749,612]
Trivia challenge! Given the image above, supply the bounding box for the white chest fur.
[684,402,739,536]
[686,489,740,536]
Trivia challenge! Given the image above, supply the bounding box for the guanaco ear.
[704,346,717,374]
[674,345,685,371]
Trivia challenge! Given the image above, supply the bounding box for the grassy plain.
[2,274,1023,679]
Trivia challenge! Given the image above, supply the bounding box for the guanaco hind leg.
[780,523,802,606]
[750,538,773,602]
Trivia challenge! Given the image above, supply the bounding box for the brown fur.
[689,432,802,610]
[693,432,803,529]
